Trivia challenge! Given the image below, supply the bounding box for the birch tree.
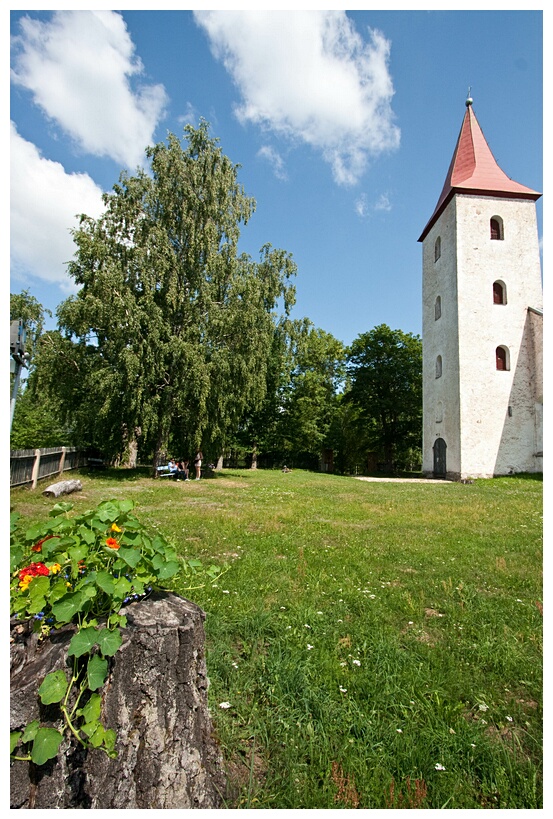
[54,122,296,466]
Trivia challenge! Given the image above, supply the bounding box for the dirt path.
[355,476,451,484]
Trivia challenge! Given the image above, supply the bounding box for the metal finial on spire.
[466,87,473,107]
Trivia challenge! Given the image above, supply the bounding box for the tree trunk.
[42,479,82,498]
[251,444,258,469]
[215,454,224,470]
[10,593,226,809]
[122,426,141,468]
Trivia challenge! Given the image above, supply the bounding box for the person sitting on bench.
[175,459,189,481]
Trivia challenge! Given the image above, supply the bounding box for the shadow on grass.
[77,466,226,483]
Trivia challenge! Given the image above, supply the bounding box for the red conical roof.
[418,100,541,241]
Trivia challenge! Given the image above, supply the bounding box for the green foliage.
[39,121,296,465]
[346,324,422,469]
[279,324,346,461]
[10,497,221,766]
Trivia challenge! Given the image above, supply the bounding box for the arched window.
[435,355,442,378]
[434,236,441,261]
[496,346,510,371]
[490,216,503,240]
[493,281,507,304]
[435,295,442,320]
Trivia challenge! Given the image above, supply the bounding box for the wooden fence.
[10,447,86,489]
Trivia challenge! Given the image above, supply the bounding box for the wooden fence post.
[59,447,67,475]
[31,450,41,490]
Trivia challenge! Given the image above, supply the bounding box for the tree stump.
[42,479,82,498]
[10,593,226,809]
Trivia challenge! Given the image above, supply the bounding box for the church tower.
[418,96,542,480]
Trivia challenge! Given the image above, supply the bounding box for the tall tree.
[53,122,296,467]
[10,291,62,449]
[346,324,422,471]
[277,323,345,467]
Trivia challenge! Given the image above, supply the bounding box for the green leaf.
[118,547,142,568]
[21,720,40,743]
[95,571,115,595]
[68,627,98,658]
[187,558,203,570]
[81,719,101,739]
[89,723,106,747]
[27,576,50,614]
[118,500,134,514]
[112,576,132,600]
[10,544,25,573]
[69,543,89,563]
[102,728,117,755]
[153,535,170,554]
[96,502,120,522]
[49,502,73,517]
[25,523,48,541]
[10,731,23,753]
[78,526,96,545]
[120,518,141,531]
[87,654,108,690]
[49,576,70,604]
[97,627,122,657]
[79,692,102,724]
[52,590,88,622]
[31,728,64,765]
[38,670,68,704]
[156,560,180,580]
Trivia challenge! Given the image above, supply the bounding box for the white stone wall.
[422,194,542,479]
[422,200,461,477]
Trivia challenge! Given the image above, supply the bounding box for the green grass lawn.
[11,467,543,808]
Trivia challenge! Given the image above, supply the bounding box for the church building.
[418,96,543,480]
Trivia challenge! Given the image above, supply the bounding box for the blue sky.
[9,5,543,348]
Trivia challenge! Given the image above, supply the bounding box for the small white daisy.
[435,763,445,771]
[219,701,231,709]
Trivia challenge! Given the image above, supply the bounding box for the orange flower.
[105,537,120,550]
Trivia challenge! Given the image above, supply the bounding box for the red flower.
[105,537,120,550]
[18,562,50,581]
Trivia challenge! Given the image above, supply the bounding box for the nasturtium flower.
[47,563,62,574]
[110,523,122,532]
[105,537,120,550]
[19,562,49,581]
[18,562,50,590]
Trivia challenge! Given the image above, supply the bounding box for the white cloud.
[10,123,105,291]
[374,193,392,212]
[257,145,288,181]
[194,10,400,186]
[355,191,393,218]
[355,193,369,218]
[11,10,168,169]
